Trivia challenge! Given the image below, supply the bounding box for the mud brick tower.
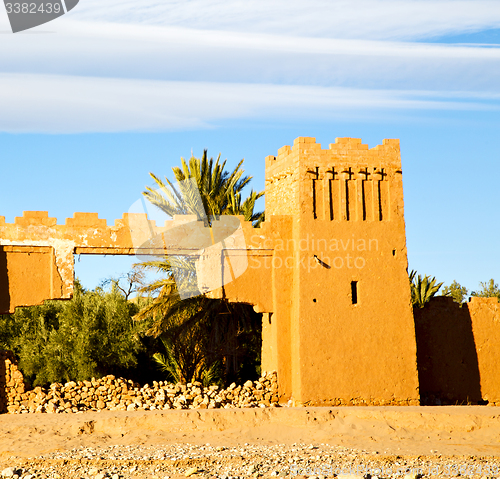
[254,137,420,405]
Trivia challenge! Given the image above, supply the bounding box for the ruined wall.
[416,296,500,405]
[0,211,140,312]
[0,212,249,314]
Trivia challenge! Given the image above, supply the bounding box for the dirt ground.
[1,406,500,478]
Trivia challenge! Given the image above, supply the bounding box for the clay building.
[1,137,499,406]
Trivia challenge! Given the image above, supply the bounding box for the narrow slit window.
[312,179,317,219]
[351,281,358,304]
[345,180,350,221]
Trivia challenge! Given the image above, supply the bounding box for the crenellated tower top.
[265,137,403,221]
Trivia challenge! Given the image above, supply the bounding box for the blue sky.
[0,0,499,295]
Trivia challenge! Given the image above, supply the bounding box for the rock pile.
[0,351,26,414]
[6,371,279,414]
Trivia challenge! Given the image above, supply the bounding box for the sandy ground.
[1,406,500,477]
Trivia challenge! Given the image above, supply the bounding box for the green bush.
[0,281,159,387]
[471,279,500,300]
[441,280,469,304]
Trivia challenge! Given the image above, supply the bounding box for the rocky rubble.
[3,442,500,479]
[0,351,26,413]
[6,371,279,414]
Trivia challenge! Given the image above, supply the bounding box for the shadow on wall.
[414,297,482,405]
[0,247,9,315]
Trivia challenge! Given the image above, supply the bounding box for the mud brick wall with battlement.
[0,211,260,314]
[265,137,401,220]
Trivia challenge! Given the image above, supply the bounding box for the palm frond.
[152,352,181,384]
[410,270,444,308]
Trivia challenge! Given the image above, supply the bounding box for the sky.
[0,0,499,295]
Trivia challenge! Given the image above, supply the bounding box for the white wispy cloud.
[2,0,500,41]
[2,21,499,93]
[0,73,497,133]
[0,1,498,133]
[66,0,500,41]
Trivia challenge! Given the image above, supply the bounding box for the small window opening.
[392,249,396,256]
[351,281,358,304]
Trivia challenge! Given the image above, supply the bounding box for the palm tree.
[135,150,264,385]
[143,149,264,225]
[409,270,446,308]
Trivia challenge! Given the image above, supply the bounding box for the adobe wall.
[468,297,500,404]
[416,296,500,405]
[414,297,481,404]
